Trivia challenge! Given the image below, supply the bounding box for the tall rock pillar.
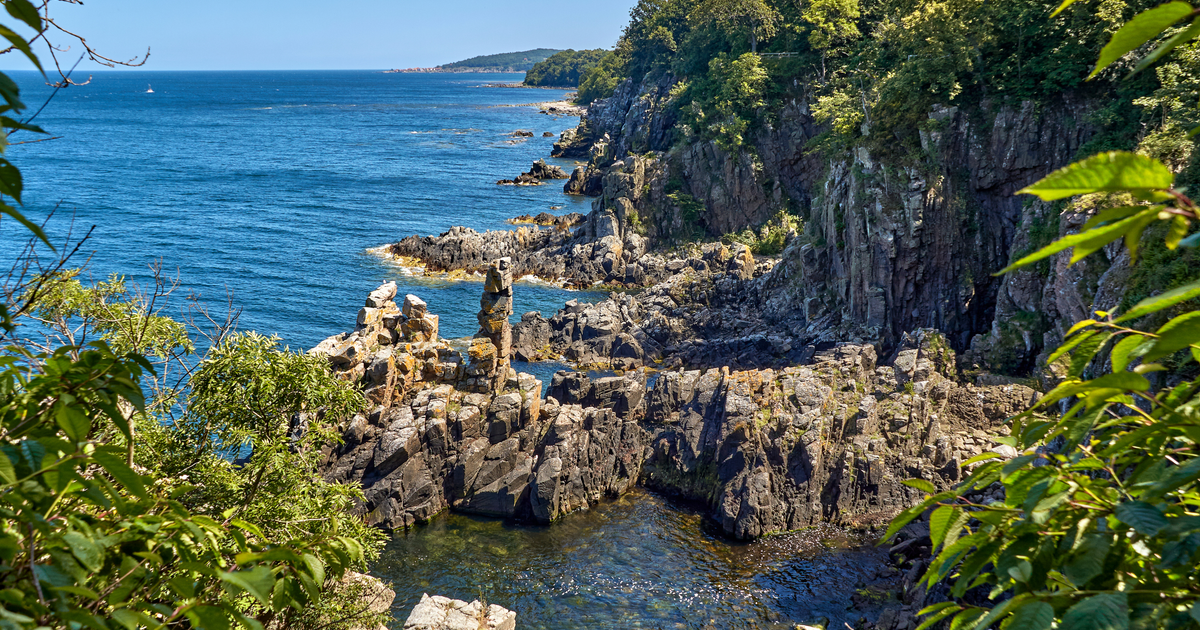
[467,257,514,392]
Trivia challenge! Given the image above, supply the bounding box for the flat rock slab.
[404,593,516,630]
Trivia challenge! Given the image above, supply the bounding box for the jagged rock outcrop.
[549,74,1127,369]
[383,216,656,289]
[640,330,1037,538]
[404,594,516,630]
[511,242,768,369]
[496,159,570,186]
[316,281,1034,542]
[319,278,650,530]
[507,212,585,229]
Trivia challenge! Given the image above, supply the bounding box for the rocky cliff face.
[558,76,1128,369]
[317,280,1034,540]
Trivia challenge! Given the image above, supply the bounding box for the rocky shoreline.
[317,79,1101,626]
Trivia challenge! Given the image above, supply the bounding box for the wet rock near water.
[506,212,585,229]
[404,594,515,630]
[497,159,569,186]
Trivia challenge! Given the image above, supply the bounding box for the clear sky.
[0,0,638,71]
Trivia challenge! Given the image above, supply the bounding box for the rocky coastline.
[322,73,1125,626]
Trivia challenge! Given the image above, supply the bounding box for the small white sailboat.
[146,84,154,93]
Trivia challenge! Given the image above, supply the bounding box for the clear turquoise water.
[377,489,885,629]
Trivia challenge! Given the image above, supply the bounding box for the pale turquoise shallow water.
[376,490,887,629]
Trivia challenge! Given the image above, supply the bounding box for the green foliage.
[691,0,780,52]
[576,51,626,104]
[0,8,386,628]
[679,51,768,150]
[801,0,860,51]
[24,270,193,360]
[438,48,562,72]
[524,49,610,87]
[887,10,1200,628]
[0,342,367,629]
[724,210,798,255]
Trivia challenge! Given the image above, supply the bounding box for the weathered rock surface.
[546,73,1130,371]
[496,159,569,186]
[507,212,584,229]
[320,279,650,530]
[338,571,396,630]
[403,594,516,630]
[639,331,1037,538]
[318,283,1034,542]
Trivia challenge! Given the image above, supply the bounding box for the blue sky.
[0,0,638,71]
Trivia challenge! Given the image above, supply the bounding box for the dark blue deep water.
[6,70,597,359]
[3,71,878,629]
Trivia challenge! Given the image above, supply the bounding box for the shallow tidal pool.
[372,489,888,629]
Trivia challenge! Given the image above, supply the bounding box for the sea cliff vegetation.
[523,49,609,87]
[576,0,1187,163]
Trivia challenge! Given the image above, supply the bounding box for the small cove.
[375,489,888,629]
[4,70,889,628]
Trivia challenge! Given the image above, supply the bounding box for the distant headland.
[385,48,562,74]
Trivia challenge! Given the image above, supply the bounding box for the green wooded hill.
[524,49,610,87]
[439,48,563,72]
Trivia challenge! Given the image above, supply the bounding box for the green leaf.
[1003,601,1054,630]
[1064,533,1110,587]
[883,502,928,542]
[0,26,43,73]
[1047,329,1102,365]
[61,531,103,572]
[1166,214,1191,249]
[1061,593,1129,630]
[1051,0,1082,16]
[1081,206,1150,231]
[1070,331,1112,377]
[91,451,148,500]
[1017,152,1173,201]
[902,478,937,493]
[1144,311,1200,361]
[185,606,233,630]
[930,505,963,548]
[1111,334,1148,372]
[220,566,276,606]
[916,606,960,630]
[0,449,14,484]
[1117,278,1200,322]
[1091,2,1195,78]
[999,208,1159,275]
[962,452,1003,466]
[4,0,43,31]
[1087,371,1151,392]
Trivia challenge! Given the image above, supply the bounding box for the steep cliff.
[560,75,1132,372]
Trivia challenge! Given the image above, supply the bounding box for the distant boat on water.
[146,84,154,93]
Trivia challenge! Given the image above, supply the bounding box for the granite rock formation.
[403,594,516,630]
[317,280,1034,540]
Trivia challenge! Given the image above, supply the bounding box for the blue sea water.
[2,70,876,629]
[5,70,599,367]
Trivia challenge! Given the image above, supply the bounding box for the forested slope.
[557,0,1200,375]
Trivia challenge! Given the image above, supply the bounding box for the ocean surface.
[3,70,876,629]
[5,70,599,372]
